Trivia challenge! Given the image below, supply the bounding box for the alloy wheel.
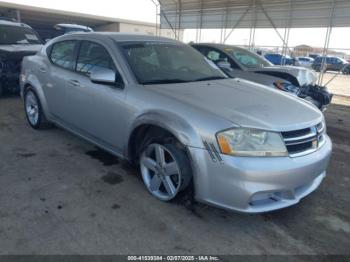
[25,91,39,126]
[140,143,182,201]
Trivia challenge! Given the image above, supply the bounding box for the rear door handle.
[39,67,46,73]
[67,79,80,87]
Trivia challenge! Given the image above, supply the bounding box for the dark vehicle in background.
[312,56,350,74]
[192,43,332,110]
[264,53,294,65]
[0,19,43,96]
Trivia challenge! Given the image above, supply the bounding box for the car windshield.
[224,47,272,68]
[120,42,226,85]
[339,57,348,64]
[0,25,42,45]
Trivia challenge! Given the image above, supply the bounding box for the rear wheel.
[24,88,51,129]
[139,141,192,201]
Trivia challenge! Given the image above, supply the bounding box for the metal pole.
[150,0,160,36]
[249,0,257,50]
[160,9,178,39]
[198,0,203,42]
[224,4,252,43]
[16,10,21,22]
[257,0,293,55]
[281,1,292,66]
[177,0,182,40]
[318,0,335,86]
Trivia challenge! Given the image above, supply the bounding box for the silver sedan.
[20,33,332,213]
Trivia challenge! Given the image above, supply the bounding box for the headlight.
[274,81,300,96]
[216,128,288,157]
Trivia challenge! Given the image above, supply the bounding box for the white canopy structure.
[153,0,349,84]
[158,0,350,30]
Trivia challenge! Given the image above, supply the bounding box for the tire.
[0,82,3,97]
[139,139,192,202]
[24,87,51,129]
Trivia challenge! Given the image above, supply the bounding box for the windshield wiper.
[193,76,227,82]
[142,79,190,85]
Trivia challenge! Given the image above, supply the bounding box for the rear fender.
[22,74,51,120]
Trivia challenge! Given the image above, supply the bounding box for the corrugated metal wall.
[159,0,350,29]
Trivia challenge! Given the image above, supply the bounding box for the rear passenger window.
[76,41,116,76]
[50,41,77,70]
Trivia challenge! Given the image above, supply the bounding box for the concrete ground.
[319,72,350,97]
[0,95,349,255]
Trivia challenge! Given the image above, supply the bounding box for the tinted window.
[0,25,41,45]
[50,41,77,70]
[76,41,116,75]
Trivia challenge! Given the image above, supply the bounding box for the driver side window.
[76,41,116,76]
[205,48,240,69]
[206,50,228,63]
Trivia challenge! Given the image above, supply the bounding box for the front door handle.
[67,79,80,87]
[39,67,46,73]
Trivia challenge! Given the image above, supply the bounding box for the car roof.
[54,32,180,44]
[0,19,32,28]
[191,43,253,53]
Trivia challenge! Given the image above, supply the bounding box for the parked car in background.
[191,43,332,110]
[312,56,350,74]
[295,57,314,68]
[20,33,332,213]
[0,19,43,96]
[264,53,294,65]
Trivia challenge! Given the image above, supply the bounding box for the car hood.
[0,44,43,59]
[249,66,317,86]
[146,78,322,131]
[225,69,287,87]
[0,44,42,53]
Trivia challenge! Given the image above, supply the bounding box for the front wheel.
[342,67,350,75]
[139,142,192,201]
[24,88,51,129]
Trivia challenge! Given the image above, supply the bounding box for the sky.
[2,0,350,52]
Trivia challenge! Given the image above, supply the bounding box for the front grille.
[281,128,310,139]
[281,122,325,157]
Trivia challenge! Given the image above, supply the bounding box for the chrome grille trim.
[282,122,325,157]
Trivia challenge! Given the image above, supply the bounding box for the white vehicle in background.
[54,24,93,34]
[295,57,314,68]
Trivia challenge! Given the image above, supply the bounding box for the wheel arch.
[126,110,202,162]
[22,75,50,120]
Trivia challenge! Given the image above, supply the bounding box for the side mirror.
[90,68,117,86]
[216,61,233,72]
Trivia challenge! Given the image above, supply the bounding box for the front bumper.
[188,135,332,213]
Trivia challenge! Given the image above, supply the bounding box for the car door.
[44,40,79,120]
[334,58,344,71]
[63,40,127,151]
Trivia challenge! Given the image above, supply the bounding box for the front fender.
[128,110,204,149]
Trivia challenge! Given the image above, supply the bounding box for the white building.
[0,1,182,40]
